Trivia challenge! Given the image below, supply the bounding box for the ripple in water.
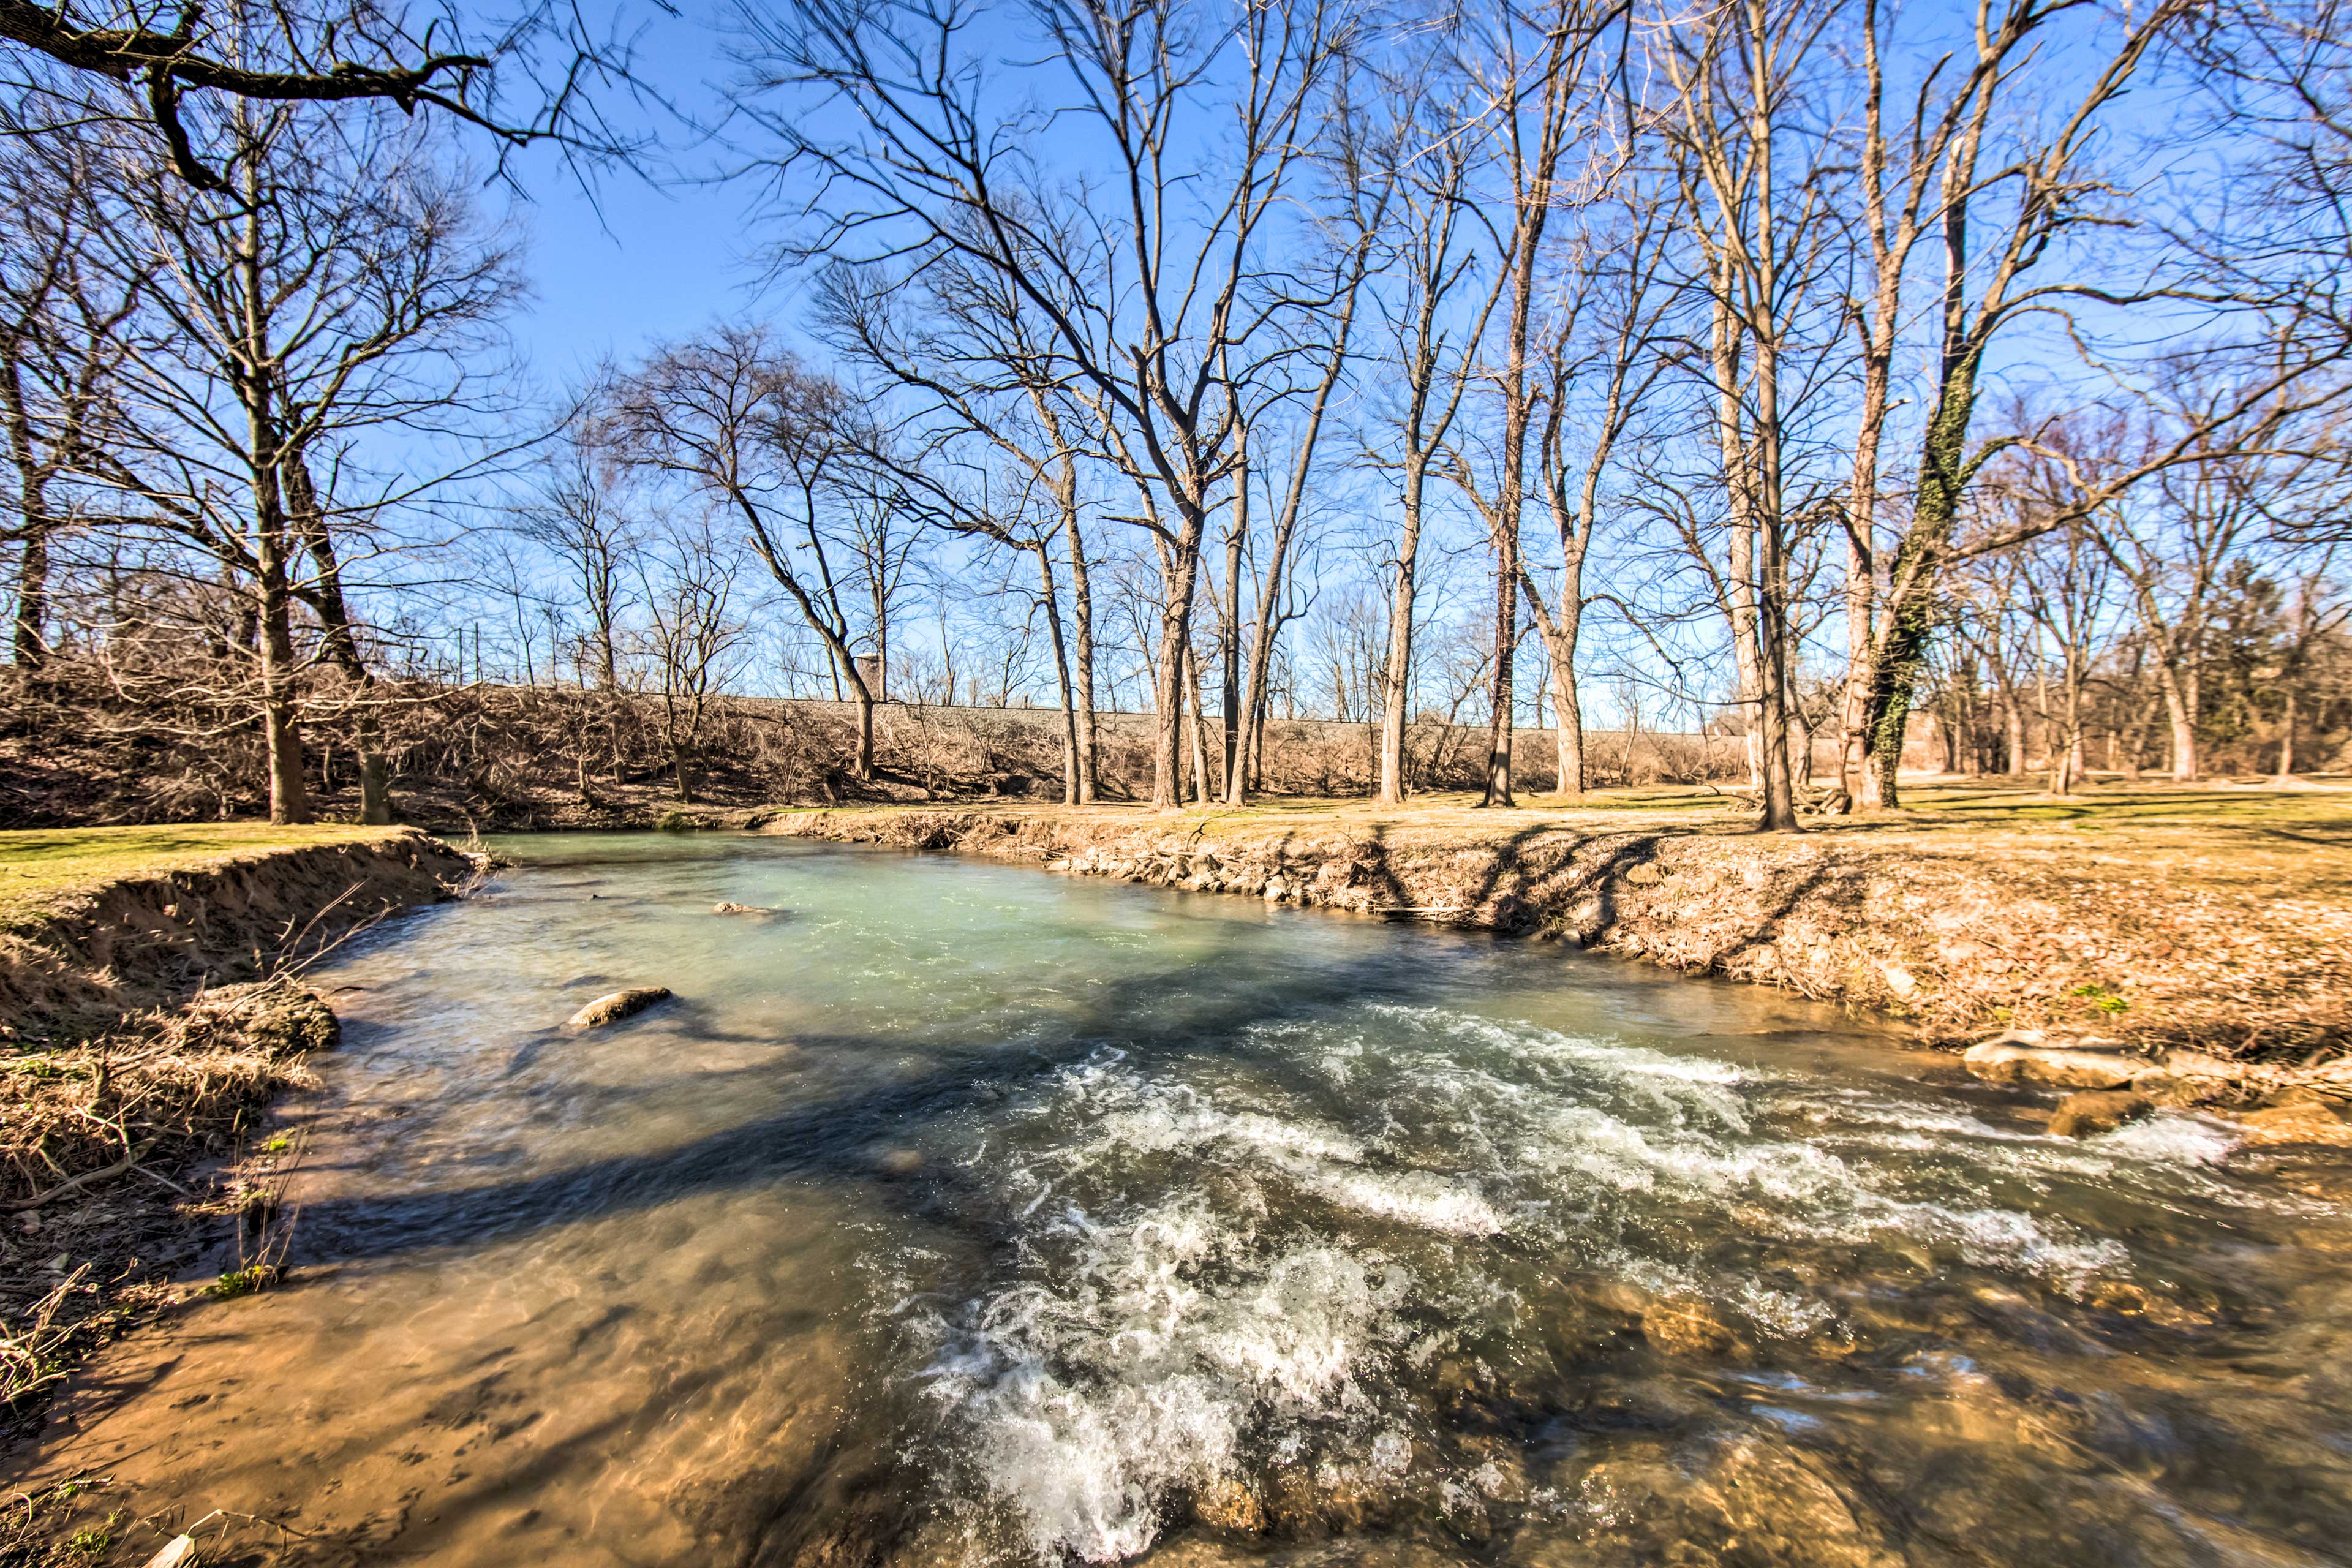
[878,1006,2296,1565]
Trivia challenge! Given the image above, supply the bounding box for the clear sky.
[494,6,771,390]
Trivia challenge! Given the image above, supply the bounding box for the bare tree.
[1854,0,2189,809]
[1221,107,1395,804]
[1657,0,1848,831]
[514,420,638,693]
[1439,0,1625,809]
[0,132,144,669]
[606,328,888,780]
[2007,505,2117,795]
[77,96,519,823]
[819,255,1102,802]
[0,0,641,194]
[2272,546,2347,778]
[1517,171,1672,797]
[1830,0,2060,807]
[638,514,748,803]
[743,0,1351,809]
[1371,83,1500,804]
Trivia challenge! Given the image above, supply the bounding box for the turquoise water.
[34,834,2352,1567]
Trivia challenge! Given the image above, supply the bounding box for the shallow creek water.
[23,834,2352,1567]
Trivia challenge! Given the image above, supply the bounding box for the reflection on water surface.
[20,834,2352,1568]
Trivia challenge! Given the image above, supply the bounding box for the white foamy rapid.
[888,1008,2244,1564]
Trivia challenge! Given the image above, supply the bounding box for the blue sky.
[495,6,767,386]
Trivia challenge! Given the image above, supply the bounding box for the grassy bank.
[0,823,417,931]
[760,779,2352,1071]
[0,824,475,1454]
[1,823,474,1042]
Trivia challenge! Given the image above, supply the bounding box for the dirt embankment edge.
[0,827,478,1463]
[1,827,478,1044]
[757,807,2352,1077]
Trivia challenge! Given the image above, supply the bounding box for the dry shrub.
[0,1265,93,1415]
[0,975,331,1210]
[3,657,1746,830]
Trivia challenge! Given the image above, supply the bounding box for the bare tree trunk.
[1033,542,1081,805]
[2159,660,2198,780]
[1063,508,1099,802]
[1482,546,1517,806]
[1182,643,1212,805]
[1222,439,1246,792]
[284,445,391,823]
[1838,535,1871,802]
[11,521,48,669]
[1378,459,1427,805]
[1149,494,1211,811]
[852,668,876,782]
[2276,685,2297,783]
[1728,513,1765,793]
[1545,626,1583,797]
[1790,695,1813,786]
[1755,520,1799,829]
[255,518,311,826]
[244,371,312,823]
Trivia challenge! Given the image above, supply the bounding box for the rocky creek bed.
[4,831,2348,1568]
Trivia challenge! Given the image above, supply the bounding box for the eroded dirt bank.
[760,805,2352,1090]
[0,827,476,1477]
[2,827,475,1044]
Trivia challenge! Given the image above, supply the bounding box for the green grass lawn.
[0,823,401,932]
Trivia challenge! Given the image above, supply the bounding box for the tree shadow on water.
[289,926,1495,1269]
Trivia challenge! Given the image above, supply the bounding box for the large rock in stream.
[565,987,673,1031]
[2234,1098,2352,1147]
[2047,1090,2154,1137]
[1961,1039,2139,1090]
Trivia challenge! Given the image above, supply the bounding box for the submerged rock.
[1191,1477,1267,1532]
[1552,1436,1901,1568]
[2233,1099,2352,1147]
[2048,1090,2154,1137]
[1640,1295,1744,1359]
[1962,1041,2139,1090]
[712,902,782,916]
[565,987,672,1031]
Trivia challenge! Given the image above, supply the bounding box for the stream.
[21,833,2352,1567]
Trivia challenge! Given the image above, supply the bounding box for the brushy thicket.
[0,660,1743,828]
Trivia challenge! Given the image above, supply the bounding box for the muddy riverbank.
[2,826,477,1041]
[0,826,477,1477]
